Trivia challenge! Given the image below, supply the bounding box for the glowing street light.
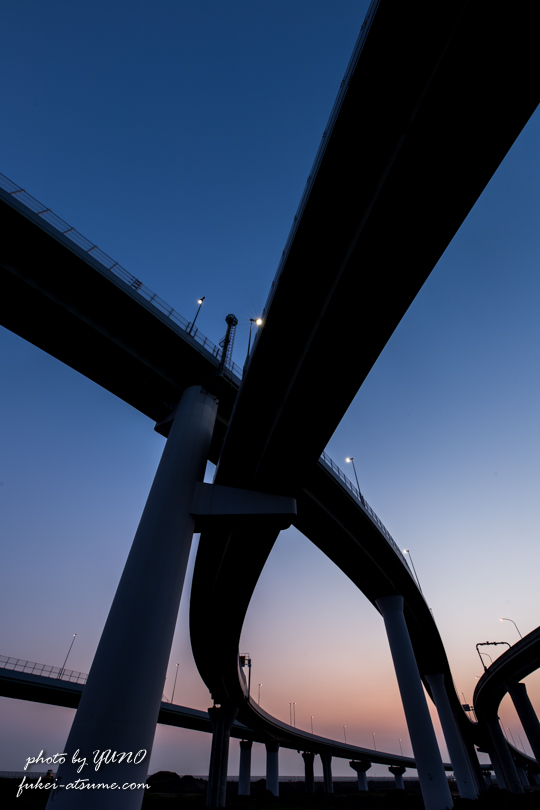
[403,549,423,595]
[246,317,263,361]
[345,457,361,492]
[188,296,205,334]
[500,617,522,638]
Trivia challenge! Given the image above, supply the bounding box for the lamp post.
[171,663,179,704]
[311,716,314,734]
[402,549,423,595]
[343,725,347,743]
[345,457,361,492]
[58,633,77,680]
[500,617,523,639]
[372,732,377,751]
[293,702,296,728]
[247,318,262,358]
[188,297,205,335]
[289,703,292,725]
[507,727,517,748]
[399,738,403,756]
[258,683,262,705]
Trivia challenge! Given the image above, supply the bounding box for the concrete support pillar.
[266,742,279,797]
[463,740,487,795]
[515,763,529,787]
[484,713,524,793]
[388,765,406,790]
[238,740,252,796]
[320,752,333,794]
[482,770,493,787]
[508,682,540,765]
[46,386,218,810]
[302,752,315,794]
[425,673,478,799]
[207,705,238,807]
[486,742,507,790]
[376,596,453,810]
[349,760,371,791]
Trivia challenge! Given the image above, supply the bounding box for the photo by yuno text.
[18,748,150,797]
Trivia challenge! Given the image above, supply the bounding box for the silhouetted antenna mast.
[216,314,238,376]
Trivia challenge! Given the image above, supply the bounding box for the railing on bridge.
[0,173,243,381]
[0,654,173,702]
[318,452,409,568]
[0,655,87,684]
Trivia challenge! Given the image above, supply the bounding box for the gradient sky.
[2,0,540,781]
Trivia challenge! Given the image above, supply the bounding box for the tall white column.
[375,596,453,810]
[508,682,540,765]
[206,705,238,807]
[425,673,478,799]
[302,752,315,794]
[484,713,524,793]
[266,742,279,796]
[46,386,218,810]
[238,740,252,796]
[321,753,333,794]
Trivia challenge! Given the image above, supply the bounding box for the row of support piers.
[201,593,540,809]
[47,381,540,810]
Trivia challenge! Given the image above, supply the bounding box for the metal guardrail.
[0,173,243,381]
[0,654,171,702]
[318,451,408,568]
[0,655,87,684]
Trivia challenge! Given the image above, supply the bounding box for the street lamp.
[500,617,523,639]
[311,716,314,734]
[402,549,423,594]
[188,296,205,335]
[172,663,179,704]
[246,318,263,359]
[343,726,347,743]
[372,732,377,751]
[293,703,296,728]
[58,633,77,680]
[258,684,262,705]
[345,457,361,492]
[289,703,292,725]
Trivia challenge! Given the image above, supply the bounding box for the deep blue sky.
[2,0,540,780]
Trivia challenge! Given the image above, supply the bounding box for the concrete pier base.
[350,760,371,791]
[321,752,333,794]
[207,705,238,807]
[238,740,252,796]
[302,752,315,794]
[388,765,406,790]
[265,742,279,797]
